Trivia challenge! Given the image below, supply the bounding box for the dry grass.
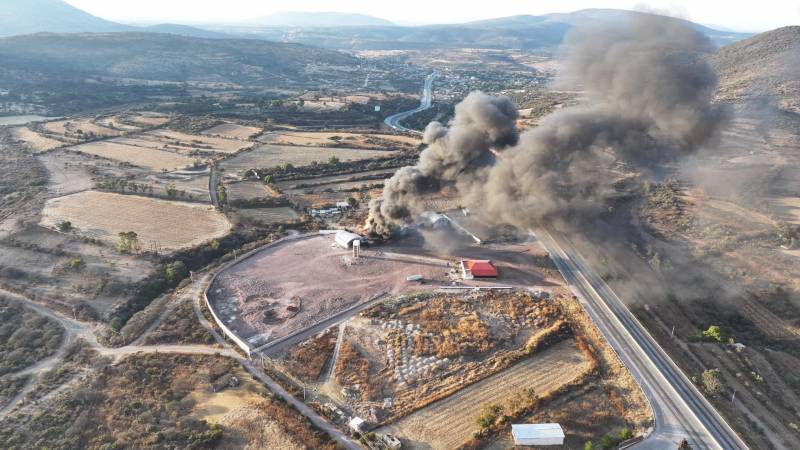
[69,140,196,171]
[10,127,65,152]
[202,123,262,140]
[284,328,338,382]
[147,129,253,153]
[40,191,232,252]
[261,131,419,149]
[221,144,397,171]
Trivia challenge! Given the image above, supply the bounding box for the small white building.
[335,230,362,249]
[511,423,565,446]
[348,416,367,433]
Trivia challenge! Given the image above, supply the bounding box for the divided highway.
[384,71,438,134]
[535,229,748,450]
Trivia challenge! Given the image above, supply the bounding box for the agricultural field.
[260,130,420,150]
[378,339,588,449]
[41,118,121,139]
[146,129,254,153]
[235,207,300,225]
[202,123,262,140]
[9,127,64,153]
[68,140,198,172]
[220,144,397,172]
[40,191,232,252]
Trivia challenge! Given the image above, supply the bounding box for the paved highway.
[384,71,438,134]
[534,230,748,450]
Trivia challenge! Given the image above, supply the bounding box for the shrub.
[701,369,723,395]
[701,325,724,342]
[57,220,73,232]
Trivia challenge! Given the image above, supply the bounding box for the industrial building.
[335,230,363,249]
[460,259,498,279]
[511,423,565,446]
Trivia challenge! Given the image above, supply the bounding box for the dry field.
[221,144,397,172]
[202,123,262,140]
[260,131,419,150]
[146,129,254,153]
[378,340,588,449]
[42,118,121,138]
[126,113,171,127]
[226,181,271,202]
[69,140,197,171]
[235,207,300,225]
[40,190,232,252]
[10,127,65,152]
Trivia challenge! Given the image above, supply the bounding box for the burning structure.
[363,14,727,237]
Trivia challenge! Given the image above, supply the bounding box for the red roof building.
[460,259,499,279]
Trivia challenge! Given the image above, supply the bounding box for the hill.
[0,0,237,39]
[239,8,751,51]
[712,26,800,113]
[0,32,358,113]
[254,11,394,27]
[0,0,130,36]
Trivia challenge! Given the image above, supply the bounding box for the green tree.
[584,441,595,450]
[601,434,617,449]
[57,220,73,232]
[702,325,724,342]
[619,428,633,441]
[347,196,358,207]
[262,175,274,185]
[328,156,340,165]
[165,183,178,198]
[164,261,188,284]
[65,258,85,272]
[117,231,141,254]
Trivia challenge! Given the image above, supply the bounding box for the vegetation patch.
[0,297,64,376]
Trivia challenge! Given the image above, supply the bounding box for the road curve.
[384,71,438,134]
[535,230,747,450]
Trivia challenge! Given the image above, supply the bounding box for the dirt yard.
[378,340,588,449]
[209,232,561,348]
[69,141,197,172]
[40,191,232,252]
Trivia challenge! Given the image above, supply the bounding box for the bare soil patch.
[261,131,419,150]
[40,191,232,252]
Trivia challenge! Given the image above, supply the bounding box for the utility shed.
[335,230,362,249]
[511,423,565,446]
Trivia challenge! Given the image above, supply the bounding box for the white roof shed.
[335,230,362,249]
[511,423,565,446]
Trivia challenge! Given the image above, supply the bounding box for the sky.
[65,0,800,32]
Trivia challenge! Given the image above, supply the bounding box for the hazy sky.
[65,0,799,32]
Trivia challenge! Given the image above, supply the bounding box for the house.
[460,259,498,279]
[511,423,565,446]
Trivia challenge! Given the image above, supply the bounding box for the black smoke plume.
[364,14,727,236]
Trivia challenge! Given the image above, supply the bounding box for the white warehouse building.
[335,230,362,249]
[511,423,565,446]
